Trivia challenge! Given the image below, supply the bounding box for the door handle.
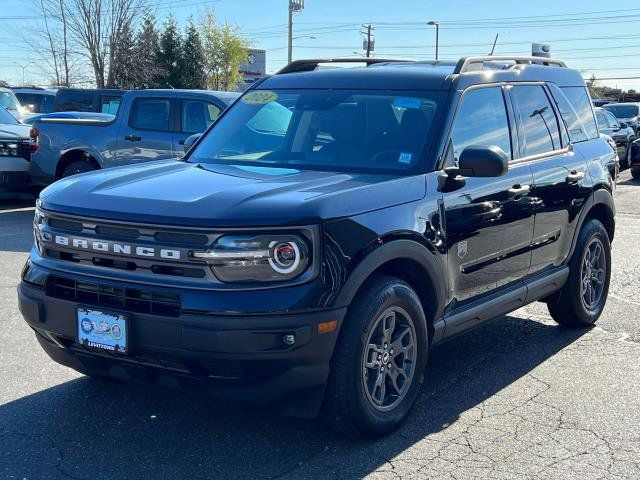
[124,134,142,142]
[507,184,531,197]
[565,170,585,184]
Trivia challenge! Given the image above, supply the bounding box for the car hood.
[39,160,426,227]
[0,123,31,139]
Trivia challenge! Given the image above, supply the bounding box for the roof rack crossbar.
[454,56,566,74]
[276,57,415,74]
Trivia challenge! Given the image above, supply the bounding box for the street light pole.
[427,21,439,61]
[288,0,305,64]
[15,62,34,86]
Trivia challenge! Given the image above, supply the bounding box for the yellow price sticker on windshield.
[242,91,278,105]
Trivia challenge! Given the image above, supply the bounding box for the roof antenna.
[489,33,499,55]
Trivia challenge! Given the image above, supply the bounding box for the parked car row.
[0,88,239,191]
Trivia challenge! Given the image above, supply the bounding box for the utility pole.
[288,0,305,64]
[362,24,374,58]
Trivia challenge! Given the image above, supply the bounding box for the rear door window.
[511,85,561,157]
[130,98,171,131]
[449,86,512,164]
[605,111,620,129]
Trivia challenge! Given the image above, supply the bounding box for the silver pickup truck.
[29,89,239,185]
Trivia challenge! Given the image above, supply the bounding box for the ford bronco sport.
[18,57,616,438]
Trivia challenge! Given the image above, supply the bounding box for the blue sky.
[2,0,640,89]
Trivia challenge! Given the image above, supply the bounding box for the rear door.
[115,96,174,165]
[510,84,590,274]
[173,98,224,157]
[442,85,535,307]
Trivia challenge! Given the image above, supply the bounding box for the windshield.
[0,105,18,125]
[603,104,640,119]
[0,91,21,112]
[188,89,443,174]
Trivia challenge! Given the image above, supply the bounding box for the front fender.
[333,238,447,323]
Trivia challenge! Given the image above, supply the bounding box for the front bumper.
[18,275,346,418]
[0,156,36,191]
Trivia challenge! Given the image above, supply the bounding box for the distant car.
[628,139,640,180]
[53,88,126,115]
[603,102,640,135]
[0,87,26,121]
[595,107,635,168]
[593,98,611,107]
[0,105,36,192]
[22,111,115,125]
[11,87,57,114]
[600,133,620,181]
[30,89,240,185]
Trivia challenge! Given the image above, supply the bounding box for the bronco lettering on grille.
[50,235,182,260]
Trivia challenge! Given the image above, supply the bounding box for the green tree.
[134,9,164,88]
[200,9,250,91]
[110,24,137,88]
[180,17,206,89]
[158,14,183,88]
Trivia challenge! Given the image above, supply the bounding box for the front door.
[115,97,175,166]
[442,86,536,306]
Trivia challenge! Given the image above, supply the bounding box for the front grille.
[0,172,28,186]
[46,275,181,317]
[40,212,218,281]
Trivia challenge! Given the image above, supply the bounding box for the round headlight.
[269,241,300,274]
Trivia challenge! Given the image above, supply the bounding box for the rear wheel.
[632,167,640,180]
[547,219,611,327]
[324,275,428,438]
[61,160,97,179]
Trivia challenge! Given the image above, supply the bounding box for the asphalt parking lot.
[1,172,639,480]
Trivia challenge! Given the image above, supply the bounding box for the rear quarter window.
[559,86,599,140]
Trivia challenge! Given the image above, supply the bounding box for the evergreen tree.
[110,24,137,88]
[180,17,206,89]
[134,9,163,89]
[158,14,183,88]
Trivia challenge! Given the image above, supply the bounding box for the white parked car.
[0,87,27,121]
[0,105,36,192]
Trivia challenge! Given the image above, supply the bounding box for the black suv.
[18,57,616,438]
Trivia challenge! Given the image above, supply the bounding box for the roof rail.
[454,56,566,74]
[277,57,415,74]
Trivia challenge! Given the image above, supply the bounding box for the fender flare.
[333,239,447,323]
[566,188,615,261]
[57,146,104,178]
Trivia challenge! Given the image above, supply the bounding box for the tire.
[61,160,96,179]
[324,275,428,438]
[547,219,611,327]
[622,140,633,170]
[632,168,640,180]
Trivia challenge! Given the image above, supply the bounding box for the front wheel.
[324,275,428,438]
[547,219,611,327]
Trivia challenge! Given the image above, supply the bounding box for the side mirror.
[620,122,628,129]
[183,133,202,153]
[457,145,509,177]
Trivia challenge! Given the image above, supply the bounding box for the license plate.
[77,308,128,354]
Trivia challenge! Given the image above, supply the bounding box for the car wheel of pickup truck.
[61,160,97,179]
[324,275,428,438]
[547,219,611,327]
[632,168,640,180]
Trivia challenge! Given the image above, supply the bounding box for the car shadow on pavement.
[618,176,640,186]
[0,314,587,480]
